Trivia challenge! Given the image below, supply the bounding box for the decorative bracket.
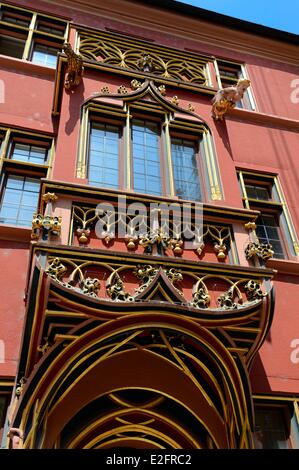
[63,42,84,89]
[31,214,61,241]
[211,79,251,120]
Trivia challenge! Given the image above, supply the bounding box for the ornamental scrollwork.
[217,287,239,310]
[45,257,67,282]
[106,272,134,302]
[245,242,274,261]
[31,214,61,241]
[44,257,268,311]
[134,265,158,295]
[190,280,211,308]
[72,205,232,260]
[78,32,209,85]
[81,277,101,297]
[244,280,266,301]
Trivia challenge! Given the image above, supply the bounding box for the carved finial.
[37,337,50,355]
[131,79,142,90]
[245,242,274,261]
[15,377,26,397]
[63,42,84,89]
[244,221,257,231]
[42,193,58,204]
[100,86,110,94]
[158,84,166,96]
[31,214,61,241]
[211,78,251,120]
[137,52,154,72]
[171,95,179,106]
[188,103,195,112]
[118,85,128,94]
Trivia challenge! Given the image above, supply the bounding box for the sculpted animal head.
[236,78,251,91]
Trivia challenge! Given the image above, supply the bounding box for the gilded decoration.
[81,277,101,297]
[72,205,232,259]
[130,79,143,90]
[211,79,251,120]
[42,193,58,204]
[117,85,128,94]
[100,86,110,94]
[106,272,134,302]
[245,242,274,261]
[63,42,84,89]
[171,95,179,106]
[244,280,266,301]
[31,214,61,241]
[78,30,210,86]
[158,84,166,96]
[44,256,267,310]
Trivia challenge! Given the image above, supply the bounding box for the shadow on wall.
[65,80,85,136]
[213,118,234,160]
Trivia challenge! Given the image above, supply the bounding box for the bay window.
[82,97,219,202]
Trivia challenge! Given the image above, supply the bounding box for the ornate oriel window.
[78,81,223,202]
[0,2,69,66]
[238,170,299,258]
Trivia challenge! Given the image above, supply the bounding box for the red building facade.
[0,0,299,449]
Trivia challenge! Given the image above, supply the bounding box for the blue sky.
[177,0,299,34]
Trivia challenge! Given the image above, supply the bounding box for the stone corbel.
[63,42,84,89]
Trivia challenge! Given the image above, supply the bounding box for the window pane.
[171,138,202,201]
[255,407,291,449]
[256,214,284,259]
[245,184,270,201]
[0,36,25,59]
[88,124,119,189]
[132,120,162,196]
[0,176,40,226]
[32,44,58,68]
[12,143,47,164]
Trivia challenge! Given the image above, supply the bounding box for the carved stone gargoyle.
[63,42,84,89]
[211,79,251,120]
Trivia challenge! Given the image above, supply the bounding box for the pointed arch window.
[78,83,223,202]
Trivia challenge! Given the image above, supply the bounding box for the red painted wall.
[0,0,299,399]
[0,241,29,377]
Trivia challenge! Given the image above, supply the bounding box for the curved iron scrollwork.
[78,31,209,86]
[72,205,233,260]
[45,257,267,309]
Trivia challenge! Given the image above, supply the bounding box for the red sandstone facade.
[0,0,299,449]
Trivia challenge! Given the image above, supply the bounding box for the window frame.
[0,2,69,64]
[238,170,299,259]
[214,58,256,111]
[130,115,166,197]
[79,100,223,202]
[87,119,124,190]
[253,397,299,450]
[0,127,54,229]
[0,172,41,227]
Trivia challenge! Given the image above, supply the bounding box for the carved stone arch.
[13,313,254,448]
